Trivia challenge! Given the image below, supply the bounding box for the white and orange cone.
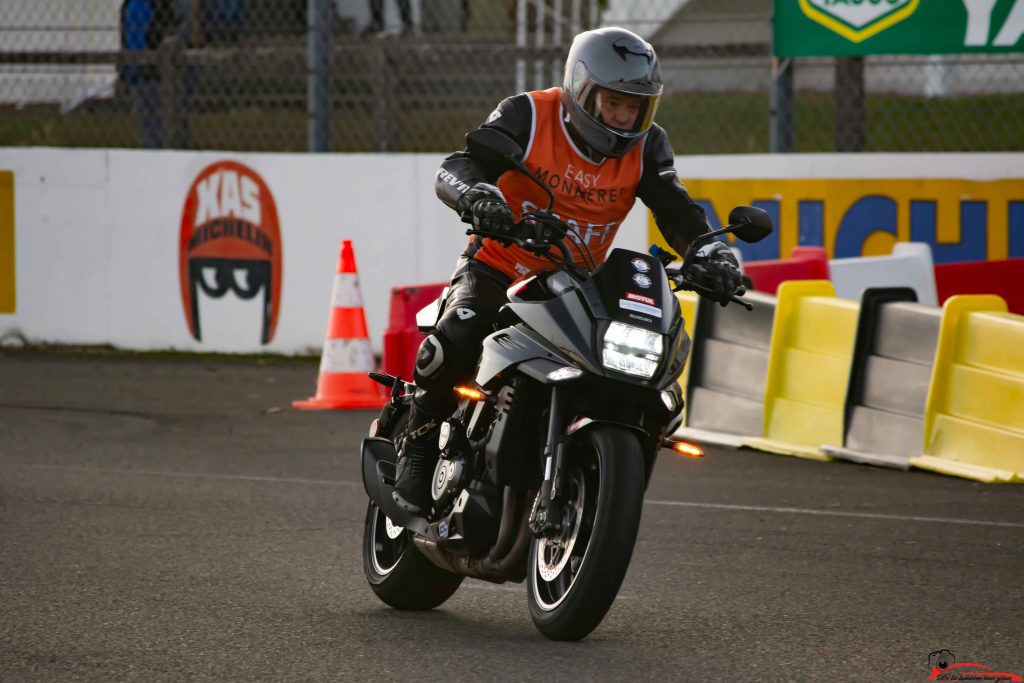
[293,240,388,410]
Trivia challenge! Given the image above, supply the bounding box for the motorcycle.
[360,127,773,641]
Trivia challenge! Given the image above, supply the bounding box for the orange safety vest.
[470,87,644,281]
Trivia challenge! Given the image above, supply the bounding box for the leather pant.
[405,254,512,439]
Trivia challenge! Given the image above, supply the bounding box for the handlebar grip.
[465,227,552,254]
[466,228,515,242]
[677,276,754,310]
[732,295,754,311]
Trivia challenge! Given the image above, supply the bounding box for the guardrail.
[830,242,938,306]
[376,274,1024,485]
[743,280,859,461]
[935,257,1024,315]
[675,291,699,423]
[822,288,940,469]
[677,290,776,448]
[912,296,1024,483]
[743,247,830,295]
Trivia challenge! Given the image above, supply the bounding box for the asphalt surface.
[1,350,1022,682]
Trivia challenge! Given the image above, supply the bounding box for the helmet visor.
[571,61,661,137]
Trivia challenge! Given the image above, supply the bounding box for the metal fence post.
[770,57,793,153]
[836,56,865,152]
[158,35,187,149]
[516,0,527,94]
[307,0,332,153]
[371,44,397,151]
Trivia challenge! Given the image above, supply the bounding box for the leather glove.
[457,182,516,241]
[691,241,745,306]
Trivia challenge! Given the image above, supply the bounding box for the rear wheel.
[527,426,645,640]
[362,500,464,610]
[361,403,464,610]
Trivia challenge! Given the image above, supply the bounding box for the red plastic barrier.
[742,247,830,295]
[935,258,1024,315]
[381,282,447,381]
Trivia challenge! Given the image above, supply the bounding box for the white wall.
[0,147,650,355]
[4,147,1020,356]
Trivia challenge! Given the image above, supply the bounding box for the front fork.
[529,385,568,537]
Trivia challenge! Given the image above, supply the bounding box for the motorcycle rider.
[393,26,745,515]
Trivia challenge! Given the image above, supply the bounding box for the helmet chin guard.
[560,27,663,159]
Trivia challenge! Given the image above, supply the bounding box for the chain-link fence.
[1,0,1022,154]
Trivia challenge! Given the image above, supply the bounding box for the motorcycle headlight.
[602,322,663,378]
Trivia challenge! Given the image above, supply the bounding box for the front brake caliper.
[528,490,563,538]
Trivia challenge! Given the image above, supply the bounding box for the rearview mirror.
[466,128,524,164]
[728,206,773,243]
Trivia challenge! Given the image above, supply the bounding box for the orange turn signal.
[672,441,704,458]
[454,386,485,401]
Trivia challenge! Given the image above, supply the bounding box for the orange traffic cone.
[293,240,388,410]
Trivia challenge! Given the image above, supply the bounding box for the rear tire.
[527,426,645,640]
[361,402,463,610]
[362,500,464,610]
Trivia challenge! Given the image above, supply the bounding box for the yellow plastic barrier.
[676,291,698,421]
[910,295,1024,483]
[743,280,859,460]
[0,171,13,314]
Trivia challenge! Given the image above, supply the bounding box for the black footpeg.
[368,372,416,403]
[368,371,399,388]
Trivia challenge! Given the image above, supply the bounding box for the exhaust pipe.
[412,489,536,584]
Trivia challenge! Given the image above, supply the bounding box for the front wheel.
[527,426,645,640]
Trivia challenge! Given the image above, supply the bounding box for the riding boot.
[392,404,442,515]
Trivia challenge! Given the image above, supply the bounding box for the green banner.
[774,0,1024,56]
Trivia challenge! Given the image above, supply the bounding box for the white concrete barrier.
[830,242,939,307]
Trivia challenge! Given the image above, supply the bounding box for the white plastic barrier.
[830,242,939,307]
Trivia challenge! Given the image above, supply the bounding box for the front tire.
[527,426,645,640]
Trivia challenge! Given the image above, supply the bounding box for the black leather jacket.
[435,92,711,256]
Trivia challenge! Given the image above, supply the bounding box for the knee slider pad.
[414,334,448,387]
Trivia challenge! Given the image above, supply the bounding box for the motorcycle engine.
[431,455,464,507]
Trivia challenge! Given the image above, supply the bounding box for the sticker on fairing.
[626,292,655,306]
[632,273,653,289]
[631,257,651,273]
[619,298,663,318]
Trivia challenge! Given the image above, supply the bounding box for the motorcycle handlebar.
[466,227,571,259]
[471,218,753,310]
[659,242,753,311]
[466,211,583,271]
[665,266,753,310]
[697,285,753,311]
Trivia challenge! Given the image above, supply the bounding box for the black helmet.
[560,27,663,159]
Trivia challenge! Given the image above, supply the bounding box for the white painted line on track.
[462,581,524,593]
[6,463,364,488]
[644,498,1024,529]
[7,463,1022,530]
[462,581,638,600]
